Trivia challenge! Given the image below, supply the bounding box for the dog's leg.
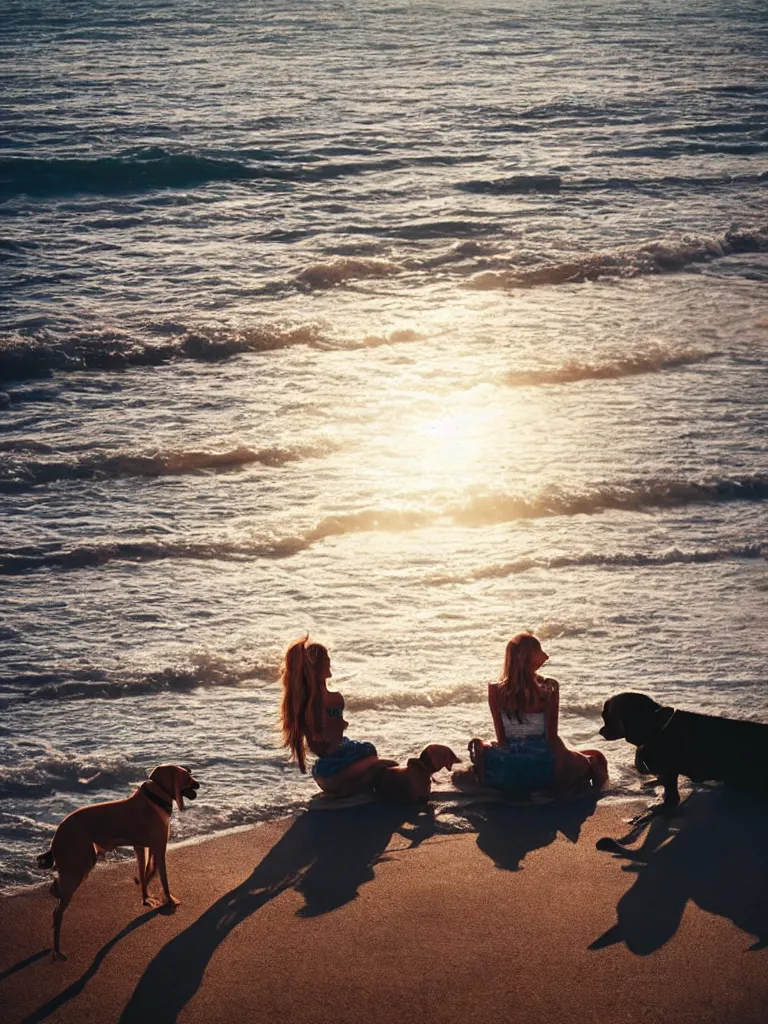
[154,847,179,908]
[628,773,681,824]
[134,846,158,907]
[659,773,681,811]
[145,850,157,885]
[51,884,74,960]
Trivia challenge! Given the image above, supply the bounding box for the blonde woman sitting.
[280,635,397,797]
[468,633,608,796]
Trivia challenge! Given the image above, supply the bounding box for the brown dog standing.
[375,744,459,802]
[36,764,200,959]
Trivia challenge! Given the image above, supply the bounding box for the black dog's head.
[599,693,664,747]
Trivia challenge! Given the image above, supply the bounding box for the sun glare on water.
[404,390,517,495]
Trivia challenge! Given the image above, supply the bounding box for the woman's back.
[489,676,557,745]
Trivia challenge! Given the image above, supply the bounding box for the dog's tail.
[37,848,55,870]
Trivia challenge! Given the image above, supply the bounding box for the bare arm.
[543,677,559,742]
[488,684,506,746]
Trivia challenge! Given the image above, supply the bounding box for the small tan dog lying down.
[374,744,459,802]
[36,764,200,959]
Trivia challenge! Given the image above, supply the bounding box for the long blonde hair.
[497,632,544,722]
[279,635,329,773]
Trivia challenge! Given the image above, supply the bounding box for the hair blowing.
[497,632,544,722]
[279,635,329,773]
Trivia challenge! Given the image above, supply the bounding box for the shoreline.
[0,787,650,900]
[2,789,768,1023]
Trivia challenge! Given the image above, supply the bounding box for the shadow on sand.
[0,948,51,984]
[118,803,435,1023]
[19,906,164,1024]
[591,789,768,954]
[452,793,600,872]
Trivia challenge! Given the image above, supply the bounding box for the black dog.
[600,692,768,812]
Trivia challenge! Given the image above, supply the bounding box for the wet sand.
[2,790,768,1024]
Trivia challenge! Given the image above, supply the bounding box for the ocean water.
[1,0,766,890]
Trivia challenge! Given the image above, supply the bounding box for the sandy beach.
[2,790,768,1024]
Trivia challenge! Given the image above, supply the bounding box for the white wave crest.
[4,654,279,704]
[429,544,767,584]
[345,682,484,713]
[0,443,326,493]
[505,346,719,387]
[295,257,402,289]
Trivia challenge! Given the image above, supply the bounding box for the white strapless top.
[500,710,546,741]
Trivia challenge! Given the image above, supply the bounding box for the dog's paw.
[142,896,160,908]
[164,895,181,909]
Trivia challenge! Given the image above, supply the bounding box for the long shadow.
[452,794,600,872]
[591,789,768,954]
[120,803,433,1023]
[0,948,51,983]
[20,906,163,1024]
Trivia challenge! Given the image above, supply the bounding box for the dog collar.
[637,708,676,753]
[141,782,173,814]
[657,708,676,732]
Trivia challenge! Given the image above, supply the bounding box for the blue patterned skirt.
[480,737,555,793]
[311,737,377,779]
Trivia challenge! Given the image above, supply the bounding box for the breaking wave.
[0,149,470,199]
[505,346,720,387]
[0,323,321,381]
[334,677,602,714]
[296,257,402,289]
[0,750,141,800]
[345,682,483,713]
[428,544,768,585]
[3,477,766,574]
[0,323,421,382]
[468,227,768,290]
[443,477,768,528]
[0,539,281,574]
[457,171,766,195]
[293,475,768,546]
[2,655,277,706]
[0,444,324,492]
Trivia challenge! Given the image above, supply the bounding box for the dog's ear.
[444,748,460,769]
[172,766,188,811]
[149,764,187,810]
[420,744,460,773]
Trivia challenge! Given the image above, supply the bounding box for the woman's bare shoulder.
[537,675,559,694]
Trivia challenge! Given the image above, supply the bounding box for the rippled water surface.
[1,0,766,888]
